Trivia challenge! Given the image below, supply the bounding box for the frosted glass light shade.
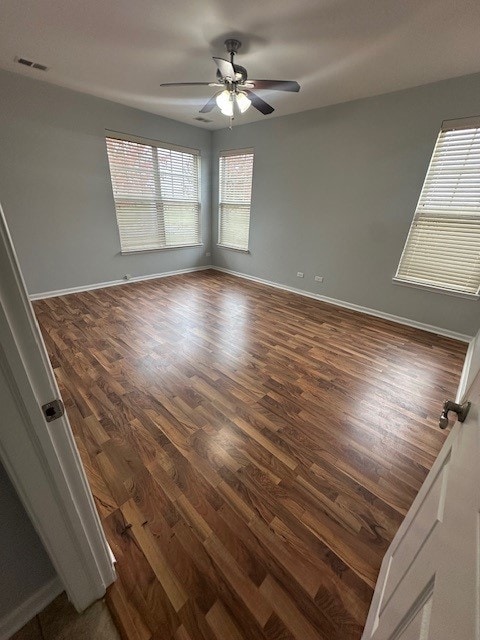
[216,90,234,117]
[236,91,251,113]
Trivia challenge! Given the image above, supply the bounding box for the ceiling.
[1,0,480,130]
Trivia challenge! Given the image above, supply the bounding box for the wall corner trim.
[211,266,473,343]
[29,266,213,300]
[0,576,63,640]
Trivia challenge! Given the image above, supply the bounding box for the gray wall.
[0,69,211,295]
[0,457,56,620]
[212,73,480,337]
[0,67,478,334]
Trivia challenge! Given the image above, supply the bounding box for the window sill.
[217,244,250,254]
[121,243,203,255]
[392,277,479,300]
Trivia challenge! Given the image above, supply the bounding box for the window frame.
[393,117,480,300]
[217,148,254,252]
[105,130,202,254]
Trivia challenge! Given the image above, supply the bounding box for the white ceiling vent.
[15,57,48,71]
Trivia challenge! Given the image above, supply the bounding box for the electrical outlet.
[205,252,211,257]
[314,275,324,282]
[123,274,132,280]
[297,272,304,278]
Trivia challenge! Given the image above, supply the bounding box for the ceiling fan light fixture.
[216,89,234,116]
[220,102,234,117]
[236,91,251,113]
[161,39,300,120]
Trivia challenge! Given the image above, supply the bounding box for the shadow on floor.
[10,592,120,640]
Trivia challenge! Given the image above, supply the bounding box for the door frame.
[456,328,480,403]
[0,204,116,612]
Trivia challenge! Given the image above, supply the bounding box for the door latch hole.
[42,399,65,422]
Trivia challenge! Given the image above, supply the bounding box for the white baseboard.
[29,263,472,343]
[211,266,473,343]
[29,265,212,301]
[0,576,63,640]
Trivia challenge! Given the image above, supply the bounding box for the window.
[218,149,254,251]
[395,117,480,297]
[105,132,201,253]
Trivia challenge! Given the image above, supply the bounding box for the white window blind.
[218,149,254,251]
[395,118,480,296]
[105,133,201,253]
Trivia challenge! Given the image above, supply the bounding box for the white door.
[362,330,480,640]
[0,203,116,613]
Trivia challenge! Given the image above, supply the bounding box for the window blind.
[105,133,201,253]
[218,149,254,251]
[395,120,480,296]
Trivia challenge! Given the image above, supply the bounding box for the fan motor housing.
[216,64,247,84]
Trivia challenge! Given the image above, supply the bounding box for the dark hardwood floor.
[34,270,467,640]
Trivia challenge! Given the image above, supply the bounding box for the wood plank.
[259,574,323,640]
[205,600,244,640]
[33,270,466,640]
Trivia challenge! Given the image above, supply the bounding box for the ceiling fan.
[160,38,300,119]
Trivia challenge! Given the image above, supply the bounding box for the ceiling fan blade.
[213,57,236,81]
[248,80,300,92]
[244,90,274,115]
[199,92,222,113]
[160,82,213,87]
